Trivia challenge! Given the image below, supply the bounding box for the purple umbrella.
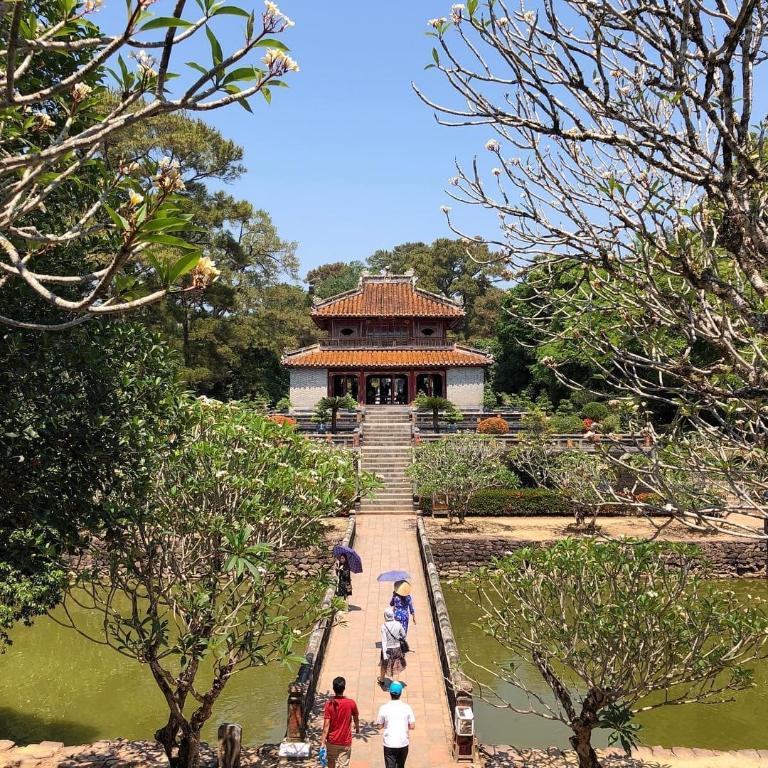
[377,570,411,582]
[333,545,363,573]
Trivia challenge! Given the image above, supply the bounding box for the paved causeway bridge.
[286,406,463,768]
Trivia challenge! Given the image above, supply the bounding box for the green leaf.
[468,0,478,15]
[212,5,252,17]
[139,218,201,234]
[237,97,254,112]
[432,48,440,65]
[168,252,200,283]
[223,66,262,85]
[103,204,129,231]
[140,16,195,30]
[186,61,209,76]
[137,233,199,250]
[255,38,289,51]
[206,25,223,66]
[261,87,271,104]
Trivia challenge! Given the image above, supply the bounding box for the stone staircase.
[359,407,414,515]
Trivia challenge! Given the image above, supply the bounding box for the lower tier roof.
[281,345,492,369]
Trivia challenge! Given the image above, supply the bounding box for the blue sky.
[201,1,495,277]
[102,1,496,279]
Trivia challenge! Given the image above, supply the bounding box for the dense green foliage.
[462,539,768,767]
[67,400,374,768]
[0,323,181,647]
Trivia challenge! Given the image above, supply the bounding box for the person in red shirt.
[320,676,360,768]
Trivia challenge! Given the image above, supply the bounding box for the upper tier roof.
[311,274,464,319]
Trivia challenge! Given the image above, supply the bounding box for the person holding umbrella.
[390,581,415,635]
[333,545,362,609]
[335,554,352,606]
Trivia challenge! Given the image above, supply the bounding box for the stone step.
[363,444,410,450]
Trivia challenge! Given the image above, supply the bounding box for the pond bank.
[481,744,768,767]
[5,739,768,768]
[424,516,767,578]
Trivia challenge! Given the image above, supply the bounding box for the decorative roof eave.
[281,344,493,369]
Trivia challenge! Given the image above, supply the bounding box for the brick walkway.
[310,514,455,768]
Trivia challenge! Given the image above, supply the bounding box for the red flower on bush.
[268,414,297,428]
[477,416,510,435]
[582,418,594,431]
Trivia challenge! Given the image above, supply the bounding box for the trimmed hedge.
[421,487,574,516]
[468,488,572,516]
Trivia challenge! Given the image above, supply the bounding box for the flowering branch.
[0,0,298,329]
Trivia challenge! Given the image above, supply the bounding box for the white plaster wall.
[446,367,485,408]
[289,368,328,408]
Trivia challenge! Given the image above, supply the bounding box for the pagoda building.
[282,272,492,408]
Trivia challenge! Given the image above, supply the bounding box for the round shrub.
[549,414,584,433]
[580,401,610,421]
[477,416,510,435]
[268,414,297,428]
[600,413,622,433]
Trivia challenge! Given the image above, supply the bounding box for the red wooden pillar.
[358,371,365,406]
[408,370,416,403]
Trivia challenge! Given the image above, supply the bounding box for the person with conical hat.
[389,580,415,635]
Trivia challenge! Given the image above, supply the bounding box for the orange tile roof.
[282,345,492,368]
[312,276,464,319]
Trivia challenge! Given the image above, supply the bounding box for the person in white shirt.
[374,681,415,768]
[378,608,407,687]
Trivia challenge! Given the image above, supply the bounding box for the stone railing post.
[285,682,307,741]
[217,723,242,768]
[452,683,475,762]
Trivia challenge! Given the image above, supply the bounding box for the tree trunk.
[177,726,202,768]
[331,407,338,434]
[569,725,600,768]
[155,717,180,765]
[433,407,439,433]
[182,304,191,369]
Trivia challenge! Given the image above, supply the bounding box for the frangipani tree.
[0,0,298,329]
[418,0,768,536]
[459,539,768,768]
[62,400,375,768]
[408,434,517,523]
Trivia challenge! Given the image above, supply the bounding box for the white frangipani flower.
[71,82,93,102]
[264,1,294,26]
[491,167,502,176]
[485,138,501,152]
[127,189,144,207]
[448,176,460,186]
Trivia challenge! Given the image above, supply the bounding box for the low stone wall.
[284,515,356,742]
[429,536,768,579]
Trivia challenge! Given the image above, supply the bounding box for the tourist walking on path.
[375,681,415,768]
[335,554,352,605]
[320,676,359,768]
[389,581,415,635]
[378,608,407,686]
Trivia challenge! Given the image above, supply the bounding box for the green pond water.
[0,601,301,747]
[443,580,768,750]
